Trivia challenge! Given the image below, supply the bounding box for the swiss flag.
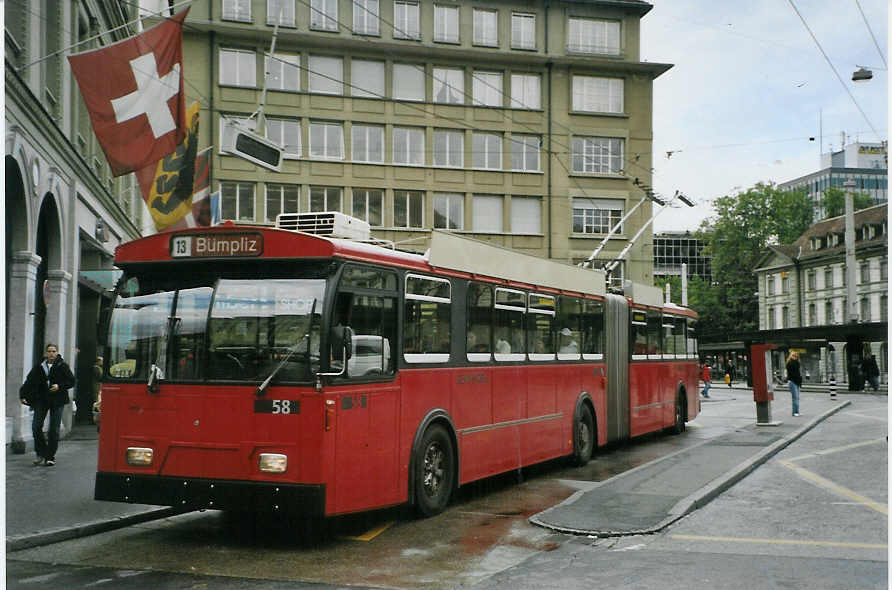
[68,9,190,177]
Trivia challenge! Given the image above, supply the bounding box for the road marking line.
[845,411,888,422]
[777,460,888,515]
[671,534,887,549]
[784,438,886,463]
[341,520,395,542]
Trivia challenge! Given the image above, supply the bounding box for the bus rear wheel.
[671,393,686,434]
[572,404,595,466]
[414,424,455,517]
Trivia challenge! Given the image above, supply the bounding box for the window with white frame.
[433,129,463,167]
[860,297,871,321]
[509,135,540,171]
[433,67,464,104]
[434,5,459,43]
[782,275,789,294]
[310,0,338,31]
[472,71,503,107]
[572,136,623,174]
[223,0,251,22]
[220,49,256,87]
[221,181,255,221]
[472,132,501,169]
[824,267,833,288]
[782,306,789,328]
[807,270,816,290]
[265,118,301,158]
[572,76,623,113]
[511,12,535,49]
[768,306,775,329]
[511,196,540,234]
[352,188,383,226]
[393,127,424,165]
[353,0,379,35]
[472,194,503,233]
[309,186,342,211]
[265,53,299,91]
[510,73,540,109]
[882,259,888,281]
[473,8,498,46]
[394,190,424,228]
[352,59,385,98]
[351,124,384,163]
[825,299,833,323]
[219,115,255,152]
[808,303,816,326]
[881,294,888,321]
[567,17,620,55]
[309,121,344,159]
[860,261,870,283]
[434,193,464,229]
[265,183,299,223]
[393,1,420,39]
[267,0,295,26]
[393,63,425,101]
[572,198,623,234]
[767,275,775,296]
[308,55,343,94]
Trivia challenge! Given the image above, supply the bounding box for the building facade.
[141,0,669,285]
[653,231,711,282]
[5,1,144,448]
[754,204,888,383]
[779,141,887,221]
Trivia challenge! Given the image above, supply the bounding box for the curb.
[6,507,183,552]
[530,400,852,537]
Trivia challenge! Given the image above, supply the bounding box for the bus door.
[328,266,400,513]
[605,294,629,442]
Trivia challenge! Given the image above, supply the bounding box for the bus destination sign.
[171,233,264,258]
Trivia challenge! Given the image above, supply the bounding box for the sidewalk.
[5,424,177,552]
[530,392,854,536]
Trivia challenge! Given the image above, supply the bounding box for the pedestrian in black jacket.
[19,343,75,466]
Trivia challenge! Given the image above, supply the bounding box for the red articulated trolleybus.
[95,212,699,521]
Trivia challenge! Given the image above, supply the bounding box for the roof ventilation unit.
[277,211,371,241]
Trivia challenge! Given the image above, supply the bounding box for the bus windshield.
[107,276,325,384]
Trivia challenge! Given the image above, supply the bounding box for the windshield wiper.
[255,300,316,397]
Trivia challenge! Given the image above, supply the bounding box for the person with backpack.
[19,343,75,466]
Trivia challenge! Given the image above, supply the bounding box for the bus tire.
[671,393,686,435]
[414,424,455,517]
[572,404,595,466]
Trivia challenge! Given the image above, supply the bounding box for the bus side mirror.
[330,326,354,362]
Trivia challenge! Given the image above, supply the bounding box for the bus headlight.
[126,447,154,466]
[259,453,287,473]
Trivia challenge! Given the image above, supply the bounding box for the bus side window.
[581,299,604,359]
[557,296,582,360]
[494,288,525,360]
[528,293,555,359]
[647,310,662,358]
[674,317,687,359]
[333,266,398,377]
[662,315,676,358]
[404,274,451,362]
[631,310,648,357]
[467,283,493,361]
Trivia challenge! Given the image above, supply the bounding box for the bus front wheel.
[572,404,595,466]
[414,424,455,517]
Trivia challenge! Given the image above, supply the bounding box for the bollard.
[829,376,836,400]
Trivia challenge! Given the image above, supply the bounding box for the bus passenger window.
[631,310,648,357]
[647,310,662,357]
[556,297,582,359]
[494,288,525,360]
[404,275,451,363]
[581,300,604,358]
[467,284,493,360]
[528,294,555,359]
[674,317,687,359]
[662,316,676,358]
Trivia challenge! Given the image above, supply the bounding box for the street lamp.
[852,65,886,83]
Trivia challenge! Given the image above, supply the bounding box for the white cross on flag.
[68,9,190,177]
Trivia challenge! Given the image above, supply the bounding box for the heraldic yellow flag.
[135,101,201,231]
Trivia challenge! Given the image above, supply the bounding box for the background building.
[653,231,711,282]
[779,139,887,221]
[754,204,887,384]
[5,1,144,448]
[138,0,669,286]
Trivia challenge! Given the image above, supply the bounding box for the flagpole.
[15,0,193,72]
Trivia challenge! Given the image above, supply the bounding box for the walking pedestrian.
[862,354,880,392]
[19,343,75,466]
[700,362,712,398]
[786,351,803,417]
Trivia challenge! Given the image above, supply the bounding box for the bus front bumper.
[95,472,326,516]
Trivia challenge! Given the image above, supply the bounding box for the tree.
[821,187,876,218]
[688,183,812,336]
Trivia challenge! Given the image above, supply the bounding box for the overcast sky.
[640,0,888,231]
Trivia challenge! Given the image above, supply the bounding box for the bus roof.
[115,223,696,316]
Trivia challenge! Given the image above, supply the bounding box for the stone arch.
[33,192,65,361]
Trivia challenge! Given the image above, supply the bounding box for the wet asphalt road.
[7,390,887,589]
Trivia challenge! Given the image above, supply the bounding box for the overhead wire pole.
[604,191,696,280]
[581,179,666,269]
